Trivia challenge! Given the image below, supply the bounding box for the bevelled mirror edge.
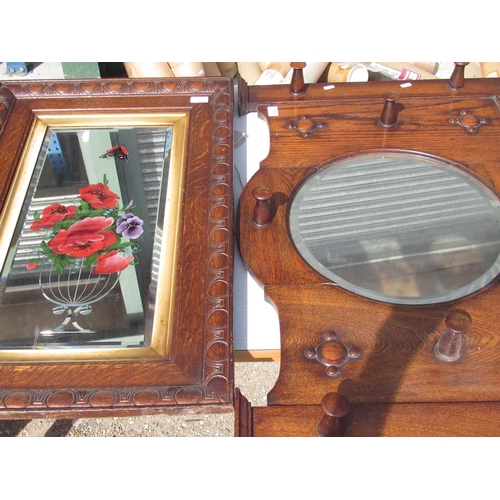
[288,150,500,306]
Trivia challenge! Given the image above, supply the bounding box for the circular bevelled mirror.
[289,152,500,305]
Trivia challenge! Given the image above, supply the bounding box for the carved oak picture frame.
[0,77,233,418]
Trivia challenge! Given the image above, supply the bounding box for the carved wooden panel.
[237,68,500,435]
[0,77,234,418]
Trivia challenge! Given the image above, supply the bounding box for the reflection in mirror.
[0,126,172,349]
[290,153,500,305]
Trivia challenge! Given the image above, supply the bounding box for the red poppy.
[79,183,120,209]
[48,216,117,258]
[92,250,134,274]
[30,203,77,231]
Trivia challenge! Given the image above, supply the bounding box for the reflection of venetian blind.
[294,158,500,267]
[136,128,171,232]
[11,129,171,281]
[138,128,171,295]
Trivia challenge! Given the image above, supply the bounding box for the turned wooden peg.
[435,309,471,362]
[447,62,469,91]
[379,91,400,128]
[289,62,307,96]
[317,392,350,437]
[252,185,273,228]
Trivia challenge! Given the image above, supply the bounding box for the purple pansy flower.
[116,212,144,239]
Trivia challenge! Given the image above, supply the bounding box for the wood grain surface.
[0,78,234,418]
[252,402,500,437]
[237,69,500,436]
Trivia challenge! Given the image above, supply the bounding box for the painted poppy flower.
[79,183,120,209]
[48,216,117,258]
[26,261,38,270]
[30,203,77,231]
[92,250,134,275]
[116,212,144,239]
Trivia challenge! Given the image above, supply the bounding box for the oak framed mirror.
[236,68,500,436]
[0,77,233,418]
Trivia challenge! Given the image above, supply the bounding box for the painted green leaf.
[85,253,99,267]
[107,241,134,251]
[40,241,57,259]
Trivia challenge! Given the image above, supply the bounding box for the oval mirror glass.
[289,152,500,305]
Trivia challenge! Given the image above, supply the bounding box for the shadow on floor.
[0,419,74,437]
[44,419,74,437]
[0,420,30,437]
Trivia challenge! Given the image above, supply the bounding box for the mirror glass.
[0,126,172,349]
[290,153,500,305]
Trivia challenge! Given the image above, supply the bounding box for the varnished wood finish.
[234,388,252,437]
[0,86,16,135]
[252,402,500,437]
[447,62,469,91]
[251,185,273,227]
[264,284,500,406]
[237,70,500,436]
[289,63,306,96]
[317,392,350,437]
[0,78,234,418]
[245,77,500,112]
[378,91,400,127]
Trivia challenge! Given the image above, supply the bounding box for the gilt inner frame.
[0,112,189,362]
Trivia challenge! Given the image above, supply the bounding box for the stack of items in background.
[123,62,500,83]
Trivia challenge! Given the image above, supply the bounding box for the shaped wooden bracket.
[304,331,360,377]
[285,115,326,138]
